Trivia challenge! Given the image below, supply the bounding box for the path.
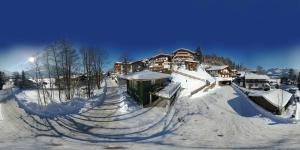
[2,80,300,149]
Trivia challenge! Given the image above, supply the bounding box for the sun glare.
[28,57,35,63]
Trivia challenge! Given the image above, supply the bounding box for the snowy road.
[2,80,300,149]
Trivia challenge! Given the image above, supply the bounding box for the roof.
[148,53,171,60]
[245,73,270,80]
[184,60,199,63]
[130,60,144,64]
[114,61,132,65]
[249,89,292,108]
[156,82,181,98]
[206,65,229,71]
[173,48,195,54]
[120,70,171,80]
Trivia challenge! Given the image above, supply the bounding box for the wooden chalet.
[114,62,132,74]
[131,60,145,72]
[148,54,172,72]
[206,65,232,78]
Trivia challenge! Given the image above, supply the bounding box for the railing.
[167,82,181,98]
[156,82,181,99]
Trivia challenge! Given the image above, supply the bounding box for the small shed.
[249,89,292,115]
[121,70,171,107]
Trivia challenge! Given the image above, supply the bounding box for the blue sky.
[0,0,300,71]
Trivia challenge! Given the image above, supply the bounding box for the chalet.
[114,62,132,74]
[249,89,292,115]
[206,65,231,78]
[184,60,199,71]
[243,73,270,90]
[121,70,175,107]
[148,54,172,72]
[172,48,199,71]
[131,60,145,72]
[172,48,195,62]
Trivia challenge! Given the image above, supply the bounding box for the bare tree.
[59,40,79,100]
[92,49,107,89]
[120,52,131,75]
[81,47,95,98]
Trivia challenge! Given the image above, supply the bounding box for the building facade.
[206,65,231,78]
[148,54,172,72]
[243,73,270,90]
[114,62,132,74]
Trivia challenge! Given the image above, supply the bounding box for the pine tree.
[21,70,26,89]
[288,69,296,81]
[13,72,21,87]
[195,47,204,63]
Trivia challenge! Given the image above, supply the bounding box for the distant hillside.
[266,68,299,77]
[203,54,244,70]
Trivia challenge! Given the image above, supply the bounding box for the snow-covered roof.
[115,61,132,65]
[245,73,270,80]
[130,60,145,64]
[148,53,171,60]
[206,65,229,71]
[249,89,292,108]
[120,70,171,80]
[173,48,195,54]
[156,82,181,98]
[184,60,199,63]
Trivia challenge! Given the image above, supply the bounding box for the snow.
[156,82,181,98]
[245,72,270,80]
[249,89,292,109]
[15,97,86,118]
[296,103,300,120]
[177,67,215,83]
[0,104,3,121]
[173,48,195,54]
[233,84,295,122]
[117,85,141,113]
[120,70,171,80]
[3,74,300,149]
[171,72,205,94]
[14,80,107,118]
[206,65,228,71]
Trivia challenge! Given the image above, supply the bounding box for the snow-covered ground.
[3,77,300,149]
[0,104,3,121]
[14,80,107,118]
[171,67,215,96]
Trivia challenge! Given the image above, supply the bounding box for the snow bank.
[118,85,140,113]
[80,81,107,112]
[15,80,107,118]
[15,98,86,118]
